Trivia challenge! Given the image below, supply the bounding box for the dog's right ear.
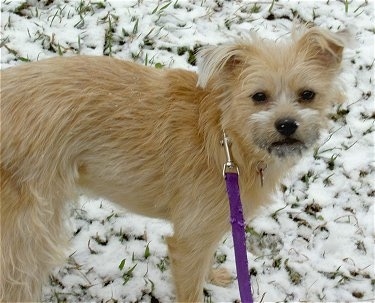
[196,44,246,88]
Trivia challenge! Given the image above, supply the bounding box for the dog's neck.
[197,86,295,192]
[197,90,257,173]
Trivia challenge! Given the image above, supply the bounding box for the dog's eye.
[300,90,316,102]
[251,92,267,103]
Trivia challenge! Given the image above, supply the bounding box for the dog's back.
[1,56,167,185]
[1,56,208,211]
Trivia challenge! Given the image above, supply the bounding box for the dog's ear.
[296,27,350,69]
[196,44,247,88]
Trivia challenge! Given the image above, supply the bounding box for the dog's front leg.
[167,218,227,303]
[167,235,213,302]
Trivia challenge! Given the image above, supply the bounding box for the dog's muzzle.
[268,118,306,157]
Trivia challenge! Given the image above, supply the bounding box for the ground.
[1,0,374,302]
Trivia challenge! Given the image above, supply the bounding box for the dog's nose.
[275,118,299,136]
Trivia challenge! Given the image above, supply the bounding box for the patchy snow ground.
[1,0,374,302]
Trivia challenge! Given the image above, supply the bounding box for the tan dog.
[0,27,347,302]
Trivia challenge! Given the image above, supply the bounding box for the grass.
[121,263,138,285]
[156,257,169,273]
[1,37,31,61]
[268,0,276,13]
[284,259,302,285]
[99,12,119,56]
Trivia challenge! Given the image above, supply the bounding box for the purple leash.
[222,132,253,303]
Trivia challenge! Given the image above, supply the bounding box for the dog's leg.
[167,235,212,302]
[0,170,68,302]
[167,220,227,302]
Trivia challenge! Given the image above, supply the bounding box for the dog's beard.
[267,137,307,158]
[252,136,308,158]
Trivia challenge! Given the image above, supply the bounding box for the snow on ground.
[1,0,374,302]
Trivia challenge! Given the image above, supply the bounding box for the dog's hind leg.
[208,267,232,286]
[0,169,69,302]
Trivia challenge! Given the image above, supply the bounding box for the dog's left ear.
[196,44,247,88]
[297,28,351,69]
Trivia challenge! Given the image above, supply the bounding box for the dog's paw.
[208,268,233,286]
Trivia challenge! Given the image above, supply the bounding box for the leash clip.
[221,131,239,177]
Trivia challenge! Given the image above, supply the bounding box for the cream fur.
[0,27,346,302]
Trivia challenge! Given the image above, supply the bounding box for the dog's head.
[197,27,349,158]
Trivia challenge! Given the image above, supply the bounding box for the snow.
[1,0,374,302]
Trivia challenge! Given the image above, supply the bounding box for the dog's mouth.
[268,138,306,157]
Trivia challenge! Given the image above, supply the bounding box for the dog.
[0,26,348,302]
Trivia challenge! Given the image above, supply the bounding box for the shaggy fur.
[0,27,347,302]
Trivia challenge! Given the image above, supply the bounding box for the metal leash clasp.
[221,131,239,177]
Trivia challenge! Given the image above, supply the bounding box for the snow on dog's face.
[197,27,348,158]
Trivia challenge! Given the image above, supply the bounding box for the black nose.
[275,118,299,136]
